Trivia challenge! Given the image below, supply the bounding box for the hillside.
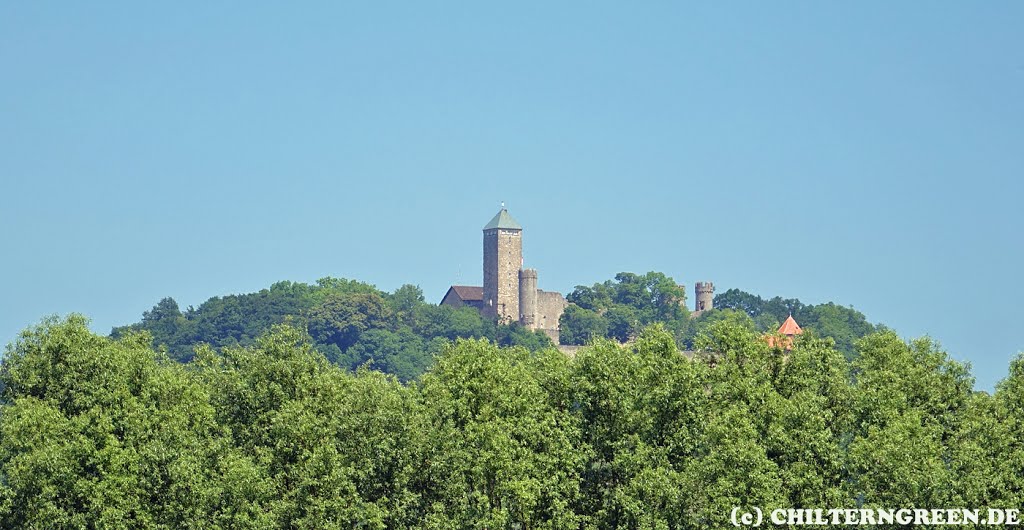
[111,277,552,382]
[113,272,879,380]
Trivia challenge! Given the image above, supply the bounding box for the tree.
[605,305,640,343]
[681,309,756,349]
[570,326,707,527]
[844,332,974,510]
[566,283,613,311]
[306,291,392,351]
[10,310,1024,527]
[559,305,608,346]
[712,288,764,318]
[0,315,265,528]
[347,327,431,382]
[195,325,422,528]
[947,390,1013,514]
[680,405,784,529]
[413,304,488,342]
[803,303,876,360]
[417,339,583,528]
[566,272,690,348]
[387,284,425,328]
[111,297,195,361]
[769,334,852,509]
[713,288,876,358]
[989,354,1024,507]
[494,322,555,351]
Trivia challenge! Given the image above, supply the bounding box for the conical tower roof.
[777,315,803,336]
[483,208,522,231]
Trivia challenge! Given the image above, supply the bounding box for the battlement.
[519,268,538,279]
[695,281,714,293]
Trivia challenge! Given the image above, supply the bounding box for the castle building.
[767,315,803,350]
[438,286,483,310]
[440,207,567,342]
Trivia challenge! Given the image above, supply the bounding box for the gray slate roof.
[483,208,522,231]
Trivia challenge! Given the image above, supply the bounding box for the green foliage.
[562,271,689,346]
[113,274,883,385]
[991,355,1024,507]
[0,315,264,528]
[307,291,393,351]
[714,288,878,359]
[3,315,1022,527]
[682,308,756,349]
[714,289,803,322]
[195,326,422,528]
[347,327,432,382]
[111,280,321,362]
[559,305,608,346]
[844,332,979,516]
[418,339,583,528]
[570,326,708,528]
[807,302,879,361]
[114,279,553,382]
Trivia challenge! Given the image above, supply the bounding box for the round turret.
[519,268,538,328]
[695,281,714,312]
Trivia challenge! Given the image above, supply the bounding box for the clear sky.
[2,2,1021,390]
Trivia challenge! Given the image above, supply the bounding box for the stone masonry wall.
[518,268,538,327]
[483,228,522,323]
[536,289,568,336]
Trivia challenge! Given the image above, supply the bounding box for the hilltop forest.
[111,271,879,381]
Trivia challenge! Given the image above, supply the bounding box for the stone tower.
[518,268,538,327]
[482,208,523,323]
[695,281,714,312]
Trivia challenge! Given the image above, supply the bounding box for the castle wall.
[483,228,522,323]
[536,289,568,343]
[518,268,538,327]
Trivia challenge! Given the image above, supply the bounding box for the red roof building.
[777,315,803,336]
[767,315,803,350]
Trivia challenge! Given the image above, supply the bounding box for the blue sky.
[1,2,1021,390]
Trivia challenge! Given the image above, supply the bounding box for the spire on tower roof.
[483,207,522,231]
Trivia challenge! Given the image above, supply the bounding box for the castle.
[440,207,568,342]
[440,207,718,344]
